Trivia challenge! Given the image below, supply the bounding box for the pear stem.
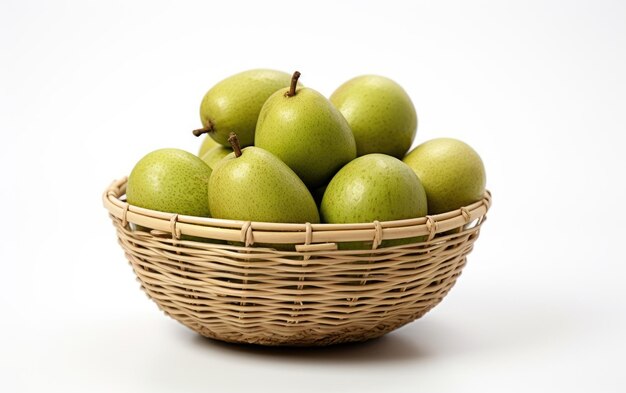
[285,71,301,97]
[228,132,242,158]
[192,120,214,137]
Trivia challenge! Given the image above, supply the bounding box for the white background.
[2,0,625,392]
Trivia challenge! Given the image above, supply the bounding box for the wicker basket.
[103,177,491,346]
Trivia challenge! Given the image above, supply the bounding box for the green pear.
[330,75,417,158]
[255,71,357,188]
[209,133,320,224]
[194,69,293,147]
[403,138,486,214]
[200,145,231,169]
[127,148,211,217]
[198,135,219,157]
[321,153,427,223]
[321,154,427,249]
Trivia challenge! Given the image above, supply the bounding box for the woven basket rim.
[102,176,491,248]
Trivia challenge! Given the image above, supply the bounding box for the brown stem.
[228,132,242,158]
[192,120,214,137]
[284,71,301,97]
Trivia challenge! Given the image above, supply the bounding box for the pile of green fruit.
[126,69,486,246]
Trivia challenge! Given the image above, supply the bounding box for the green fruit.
[194,69,293,147]
[321,154,427,249]
[209,134,320,224]
[198,135,219,157]
[403,138,486,214]
[200,145,231,169]
[127,148,212,217]
[321,153,427,222]
[330,75,417,158]
[255,71,356,188]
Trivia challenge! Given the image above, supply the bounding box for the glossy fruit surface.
[197,69,292,147]
[403,138,486,214]
[255,73,356,188]
[330,75,417,158]
[200,146,231,169]
[209,145,319,223]
[321,153,427,223]
[127,148,211,217]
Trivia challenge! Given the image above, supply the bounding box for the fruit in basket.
[193,69,293,148]
[200,145,232,169]
[255,71,357,188]
[198,135,219,157]
[321,153,427,248]
[403,138,486,214]
[103,68,493,346]
[330,75,417,158]
[126,149,212,217]
[209,133,320,224]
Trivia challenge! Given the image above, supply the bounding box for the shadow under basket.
[103,177,491,346]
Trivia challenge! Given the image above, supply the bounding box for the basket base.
[176,312,428,347]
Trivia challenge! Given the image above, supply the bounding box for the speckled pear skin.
[255,86,357,188]
[198,135,219,157]
[199,69,292,147]
[200,145,232,170]
[208,147,320,224]
[403,138,486,215]
[321,154,427,223]
[330,75,417,158]
[126,148,212,217]
[321,154,428,249]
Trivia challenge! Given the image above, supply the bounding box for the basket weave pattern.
[104,178,491,346]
